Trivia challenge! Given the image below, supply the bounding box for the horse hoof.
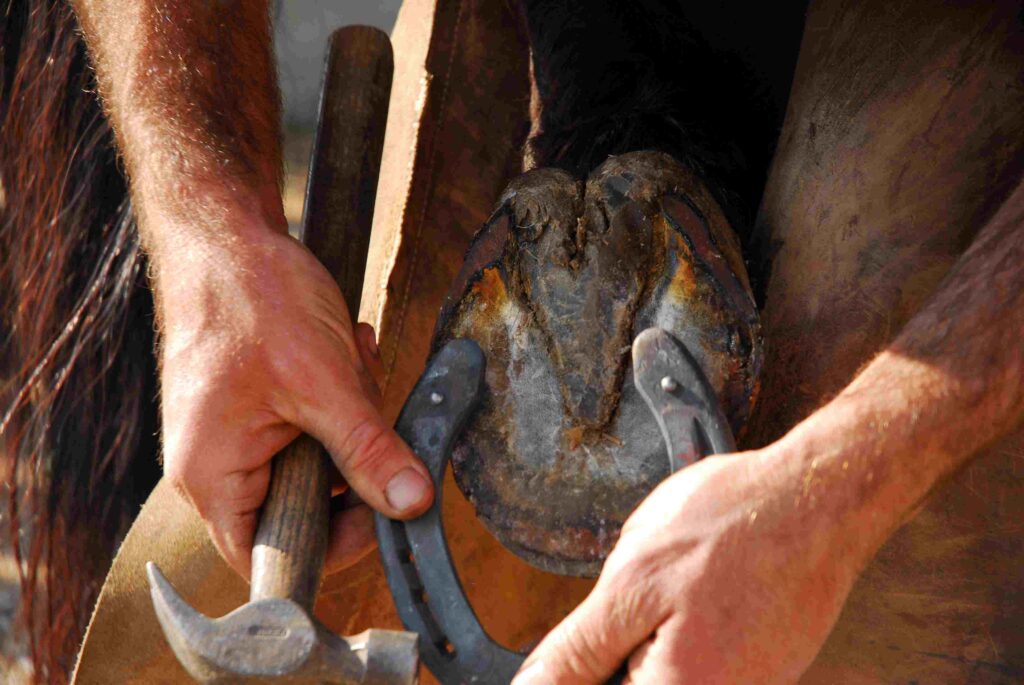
[434,150,762,576]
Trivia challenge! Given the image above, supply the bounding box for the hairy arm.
[515,181,1024,684]
[785,176,1024,560]
[71,1,432,577]
[72,1,284,250]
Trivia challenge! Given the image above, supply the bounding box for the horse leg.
[749,0,1024,681]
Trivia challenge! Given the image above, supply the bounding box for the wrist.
[137,181,286,249]
[139,181,289,301]
[761,391,933,569]
[144,211,295,336]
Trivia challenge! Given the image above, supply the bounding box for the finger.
[196,464,272,580]
[622,619,690,684]
[329,466,350,496]
[626,638,654,674]
[323,503,377,575]
[512,573,662,685]
[163,409,290,580]
[205,512,257,580]
[300,391,433,520]
[622,638,654,685]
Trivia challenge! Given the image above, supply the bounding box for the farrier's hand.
[154,220,433,579]
[514,447,870,684]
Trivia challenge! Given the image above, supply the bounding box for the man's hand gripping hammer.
[145,27,419,685]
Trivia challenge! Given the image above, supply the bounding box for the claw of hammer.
[148,563,418,684]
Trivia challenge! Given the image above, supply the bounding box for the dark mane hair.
[1,1,160,680]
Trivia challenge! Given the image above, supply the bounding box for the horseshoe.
[375,329,735,684]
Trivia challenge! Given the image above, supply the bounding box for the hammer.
[145,26,419,685]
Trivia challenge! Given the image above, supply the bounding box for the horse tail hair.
[0,1,160,680]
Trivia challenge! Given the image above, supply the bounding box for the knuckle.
[608,575,659,634]
[559,624,610,681]
[265,335,357,410]
[335,418,397,477]
[601,543,645,584]
[263,338,310,388]
[219,469,269,514]
[599,557,665,628]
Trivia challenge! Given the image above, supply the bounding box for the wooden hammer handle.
[250,26,393,611]
[250,436,330,607]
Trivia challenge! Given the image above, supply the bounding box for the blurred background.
[277,0,401,128]
[0,2,402,680]
[276,0,402,230]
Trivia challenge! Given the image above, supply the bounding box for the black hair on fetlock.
[519,0,806,257]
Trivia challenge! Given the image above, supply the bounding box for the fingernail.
[512,662,547,685]
[367,333,380,359]
[385,468,429,512]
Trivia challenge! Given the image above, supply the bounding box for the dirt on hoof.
[434,151,762,576]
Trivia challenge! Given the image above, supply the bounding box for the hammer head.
[146,563,419,684]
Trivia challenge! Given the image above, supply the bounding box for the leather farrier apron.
[73,0,1024,682]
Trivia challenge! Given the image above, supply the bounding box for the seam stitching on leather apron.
[383,0,467,394]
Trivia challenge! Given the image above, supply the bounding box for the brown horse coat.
[73,0,1024,682]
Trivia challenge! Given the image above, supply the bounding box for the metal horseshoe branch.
[375,328,735,685]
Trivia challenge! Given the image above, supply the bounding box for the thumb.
[513,577,655,685]
[300,388,433,521]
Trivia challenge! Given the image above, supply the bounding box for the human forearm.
[514,180,1024,685]
[71,0,284,256]
[770,178,1024,560]
[69,2,434,576]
